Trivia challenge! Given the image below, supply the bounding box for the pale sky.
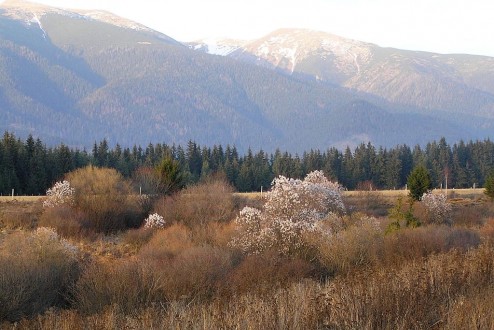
[2,0,494,57]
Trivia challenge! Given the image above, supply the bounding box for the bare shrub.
[452,202,493,227]
[382,226,480,266]
[66,166,145,233]
[38,205,84,237]
[136,224,233,301]
[153,178,236,228]
[0,228,80,322]
[19,281,323,329]
[154,245,233,301]
[480,218,494,243]
[120,227,154,251]
[189,221,237,248]
[318,245,494,329]
[132,166,162,195]
[138,224,194,260]
[353,191,388,217]
[74,259,163,315]
[224,252,315,295]
[309,216,383,275]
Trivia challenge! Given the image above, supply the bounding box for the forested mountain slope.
[0,1,491,152]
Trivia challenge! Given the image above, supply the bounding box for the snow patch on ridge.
[189,39,248,56]
[30,13,46,38]
[202,39,240,56]
[1,1,154,32]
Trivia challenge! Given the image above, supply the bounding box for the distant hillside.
[194,28,494,125]
[0,2,491,152]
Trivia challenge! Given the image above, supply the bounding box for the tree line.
[1,132,493,195]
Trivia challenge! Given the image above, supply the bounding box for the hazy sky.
[3,0,494,56]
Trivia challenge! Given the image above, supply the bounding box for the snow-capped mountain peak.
[187,38,249,56]
[237,28,374,76]
[1,0,153,32]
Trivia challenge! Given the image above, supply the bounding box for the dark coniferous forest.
[1,132,493,195]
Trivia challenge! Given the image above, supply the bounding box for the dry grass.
[2,185,494,328]
[0,229,80,322]
[0,196,44,203]
[0,200,43,229]
[11,245,494,329]
[318,244,494,329]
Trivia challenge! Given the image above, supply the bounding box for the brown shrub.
[154,245,233,301]
[38,205,84,237]
[15,281,323,330]
[224,252,315,295]
[451,202,492,227]
[307,217,481,276]
[120,227,154,251]
[153,179,237,228]
[74,259,164,315]
[444,287,494,329]
[137,225,234,301]
[0,229,80,322]
[381,226,480,267]
[188,221,237,248]
[479,217,494,243]
[318,244,494,329]
[138,224,194,260]
[65,166,146,233]
[309,218,383,276]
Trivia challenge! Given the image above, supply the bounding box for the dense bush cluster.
[421,192,453,225]
[0,228,79,322]
[1,170,494,328]
[40,166,147,235]
[230,171,344,255]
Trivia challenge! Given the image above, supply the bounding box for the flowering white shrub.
[43,180,75,208]
[421,192,453,225]
[230,171,345,255]
[144,213,166,229]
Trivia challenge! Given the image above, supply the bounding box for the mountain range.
[1,0,493,152]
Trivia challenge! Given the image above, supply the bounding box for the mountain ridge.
[193,28,494,119]
[0,2,492,152]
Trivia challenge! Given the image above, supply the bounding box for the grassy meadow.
[1,182,494,329]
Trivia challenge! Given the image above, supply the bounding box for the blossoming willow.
[421,192,452,225]
[144,213,166,229]
[43,180,75,208]
[230,170,345,255]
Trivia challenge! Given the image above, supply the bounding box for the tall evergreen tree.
[407,165,432,201]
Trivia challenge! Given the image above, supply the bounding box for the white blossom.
[421,192,453,225]
[144,213,166,229]
[230,171,345,255]
[43,180,74,208]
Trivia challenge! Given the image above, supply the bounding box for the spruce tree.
[485,172,494,200]
[407,165,432,201]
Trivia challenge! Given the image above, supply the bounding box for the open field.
[0,196,44,203]
[237,188,486,199]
